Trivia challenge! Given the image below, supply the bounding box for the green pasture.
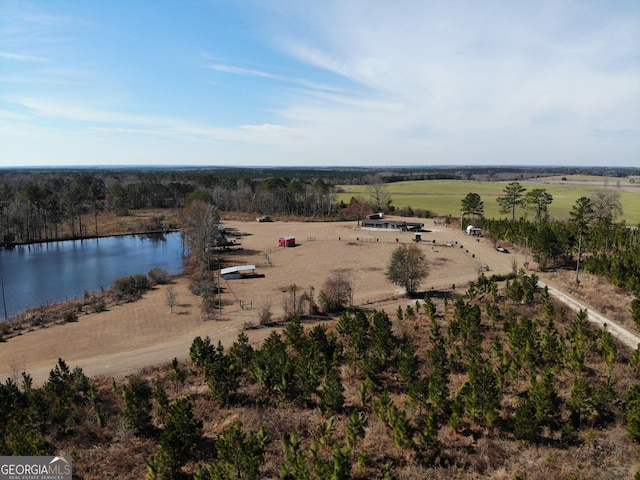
[337,179,640,225]
[535,174,640,186]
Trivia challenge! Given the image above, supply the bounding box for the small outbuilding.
[361,219,424,232]
[220,264,257,280]
[466,225,483,236]
[278,235,296,247]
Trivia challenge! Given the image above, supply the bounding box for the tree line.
[0,171,338,245]
[3,166,638,246]
[460,182,640,297]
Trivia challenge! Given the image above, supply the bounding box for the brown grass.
[544,269,638,336]
[2,209,639,479]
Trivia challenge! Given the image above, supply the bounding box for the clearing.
[1,217,636,385]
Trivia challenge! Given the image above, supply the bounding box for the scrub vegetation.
[1,273,639,479]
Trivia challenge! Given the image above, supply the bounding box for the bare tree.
[258,301,273,326]
[319,270,353,313]
[590,189,623,225]
[366,174,391,213]
[166,287,178,313]
[181,200,220,272]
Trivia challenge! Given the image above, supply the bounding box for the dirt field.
[0,217,573,385]
[0,220,513,383]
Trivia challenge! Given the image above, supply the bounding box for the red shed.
[278,235,296,247]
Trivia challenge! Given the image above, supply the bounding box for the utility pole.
[575,232,583,284]
[217,249,222,316]
[1,277,7,322]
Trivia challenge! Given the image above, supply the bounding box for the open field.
[0,217,523,386]
[534,174,640,187]
[338,177,640,224]
[2,213,636,389]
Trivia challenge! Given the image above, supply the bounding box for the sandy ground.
[1,217,636,386]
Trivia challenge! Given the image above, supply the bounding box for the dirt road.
[539,280,640,350]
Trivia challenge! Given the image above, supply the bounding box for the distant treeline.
[1,166,638,246]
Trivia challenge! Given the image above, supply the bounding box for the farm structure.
[220,265,257,280]
[466,225,483,236]
[214,225,238,248]
[278,235,296,247]
[361,219,424,232]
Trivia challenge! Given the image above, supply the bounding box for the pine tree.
[320,367,346,413]
[632,296,640,327]
[205,351,240,406]
[345,410,367,450]
[414,407,441,465]
[426,319,449,413]
[599,328,618,373]
[190,335,218,369]
[529,369,561,431]
[625,383,640,442]
[630,345,640,374]
[250,331,288,395]
[513,397,540,442]
[158,397,203,476]
[210,420,269,480]
[497,182,526,221]
[122,376,153,435]
[229,332,255,371]
[540,318,564,369]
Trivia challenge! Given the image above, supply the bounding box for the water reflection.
[0,232,185,319]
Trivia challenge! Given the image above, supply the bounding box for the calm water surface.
[0,233,185,319]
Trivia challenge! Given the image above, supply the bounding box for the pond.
[0,232,186,319]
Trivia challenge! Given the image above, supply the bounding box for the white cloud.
[8,97,174,127]
[0,51,49,62]
[1,0,638,167]
[249,0,639,165]
[206,63,282,80]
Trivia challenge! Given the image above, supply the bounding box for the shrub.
[148,268,169,285]
[319,271,353,313]
[189,273,218,297]
[112,274,150,300]
[92,302,107,313]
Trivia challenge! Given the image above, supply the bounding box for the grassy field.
[535,174,640,186]
[337,177,640,225]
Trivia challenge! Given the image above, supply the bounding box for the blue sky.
[1,0,638,168]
